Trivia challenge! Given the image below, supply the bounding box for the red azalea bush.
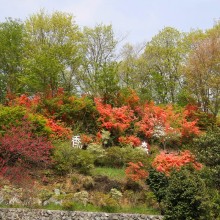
[180,119,200,138]
[3,92,201,146]
[118,135,141,147]
[152,150,203,176]
[80,134,93,145]
[135,102,201,145]
[125,162,149,181]
[136,102,169,138]
[0,121,53,183]
[46,118,71,139]
[95,98,135,133]
[115,88,140,109]
[7,94,41,111]
[95,98,201,147]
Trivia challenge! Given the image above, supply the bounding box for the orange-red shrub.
[118,135,141,147]
[152,150,203,176]
[81,134,93,145]
[125,162,148,181]
[95,98,135,133]
[46,118,71,139]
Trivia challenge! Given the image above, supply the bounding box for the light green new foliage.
[143,27,184,104]
[53,141,95,175]
[22,10,82,95]
[77,24,119,102]
[0,18,24,100]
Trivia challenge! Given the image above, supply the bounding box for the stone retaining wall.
[0,208,163,220]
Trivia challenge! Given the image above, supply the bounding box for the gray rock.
[54,188,61,196]
[8,197,22,205]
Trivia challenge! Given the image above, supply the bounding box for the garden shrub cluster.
[147,150,220,219]
[0,91,219,218]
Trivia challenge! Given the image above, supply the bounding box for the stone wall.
[0,208,163,220]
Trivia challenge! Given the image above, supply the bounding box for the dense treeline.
[0,10,219,117]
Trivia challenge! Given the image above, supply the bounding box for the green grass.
[0,202,160,215]
[119,205,160,215]
[44,202,159,215]
[91,166,126,181]
[72,203,159,214]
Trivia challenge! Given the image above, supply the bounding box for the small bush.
[62,200,75,210]
[122,190,153,207]
[73,191,89,206]
[52,142,77,174]
[90,191,118,213]
[0,106,26,131]
[82,176,95,190]
[39,189,53,205]
[93,175,123,192]
[74,150,95,174]
[110,188,123,202]
[125,162,148,182]
[102,146,125,167]
[124,179,144,192]
[123,146,151,167]
[53,142,94,175]
[100,146,150,168]
[87,143,106,166]
[0,121,53,184]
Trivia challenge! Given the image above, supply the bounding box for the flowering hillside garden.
[0,91,203,181]
[0,81,219,219]
[0,12,219,218]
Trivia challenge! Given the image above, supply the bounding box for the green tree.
[193,128,220,189]
[184,22,220,116]
[77,24,119,102]
[118,43,153,100]
[163,167,210,220]
[143,27,184,104]
[119,43,142,89]
[147,168,169,213]
[22,10,81,96]
[0,18,24,102]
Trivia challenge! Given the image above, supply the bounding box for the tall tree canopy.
[142,27,183,104]
[0,18,24,101]
[76,24,119,102]
[0,10,218,118]
[185,22,220,116]
[22,10,82,96]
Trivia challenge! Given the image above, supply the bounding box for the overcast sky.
[0,0,219,44]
